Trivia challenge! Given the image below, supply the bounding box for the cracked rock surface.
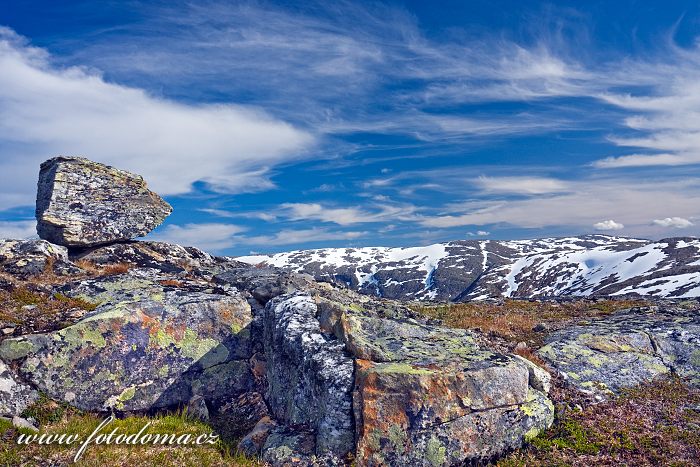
[36,157,172,247]
[538,306,700,399]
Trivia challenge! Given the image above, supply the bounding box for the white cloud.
[591,53,700,168]
[652,217,694,228]
[0,220,37,239]
[419,177,700,236]
[241,228,366,246]
[149,223,245,252]
[281,203,372,225]
[467,230,490,236]
[280,202,416,225]
[148,222,366,252]
[0,28,313,211]
[592,153,690,168]
[593,220,624,231]
[475,176,569,195]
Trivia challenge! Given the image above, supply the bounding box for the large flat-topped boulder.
[36,157,172,247]
[254,292,554,465]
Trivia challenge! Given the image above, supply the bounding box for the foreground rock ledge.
[36,157,172,247]
[0,239,554,466]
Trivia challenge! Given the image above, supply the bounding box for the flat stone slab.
[538,305,700,399]
[36,157,172,247]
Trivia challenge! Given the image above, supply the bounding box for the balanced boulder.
[36,157,171,247]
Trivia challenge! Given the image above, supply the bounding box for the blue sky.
[1,0,700,255]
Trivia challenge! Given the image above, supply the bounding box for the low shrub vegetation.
[412,298,650,347]
[0,287,99,335]
[499,375,700,466]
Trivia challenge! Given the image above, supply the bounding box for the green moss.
[524,426,541,442]
[690,350,700,367]
[530,419,601,455]
[179,329,220,362]
[367,429,382,451]
[153,328,177,348]
[158,364,170,378]
[114,386,137,410]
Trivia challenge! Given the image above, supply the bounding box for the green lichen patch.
[0,338,35,361]
[425,436,447,466]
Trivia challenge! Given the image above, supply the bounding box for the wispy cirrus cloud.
[0,27,313,211]
[417,177,700,235]
[279,202,416,225]
[150,222,366,253]
[474,176,570,195]
[149,223,246,252]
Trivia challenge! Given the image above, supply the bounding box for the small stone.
[36,157,172,247]
[513,355,552,394]
[1,328,15,335]
[12,416,38,432]
[186,395,209,422]
[0,360,39,417]
[238,416,277,457]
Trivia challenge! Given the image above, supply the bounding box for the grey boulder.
[36,157,172,247]
[0,360,38,417]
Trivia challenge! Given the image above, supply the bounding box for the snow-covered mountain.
[237,235,700,301]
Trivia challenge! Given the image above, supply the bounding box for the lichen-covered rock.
[261,427,318,465]
[0,270,253,412]
[73,241,246,279]
[263,294,355,459]
[209,391,270,440]
[538,306,700,399]
[258,290,554,465]
[0,360,38,417]
[36,157,172,247]
[343,313,553,465]
[0,239,80,279]
[216,267,316,305]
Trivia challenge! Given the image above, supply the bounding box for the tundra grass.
[0,396,262,466]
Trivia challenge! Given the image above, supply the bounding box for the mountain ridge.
[237,234,700,301]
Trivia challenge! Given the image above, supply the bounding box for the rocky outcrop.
[246,289,555,465]
[14,156,699,466]
[262,294,355,461]
[0,235,558,465]
[0,239,81,279]
[0,268,254,412]
[538,305,700,400]
[36,157,171,247]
